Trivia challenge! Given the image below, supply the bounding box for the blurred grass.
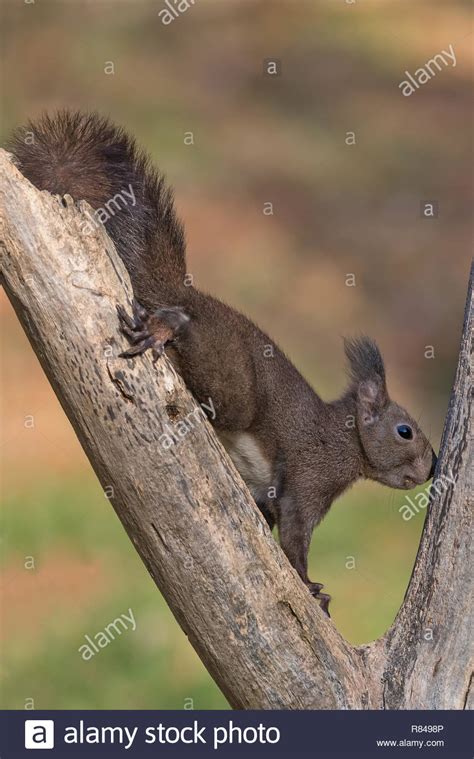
[1,0,471,709]
[2,476,228,709]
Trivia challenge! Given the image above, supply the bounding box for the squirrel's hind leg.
[117,300,189,363]
[278,506,332,617]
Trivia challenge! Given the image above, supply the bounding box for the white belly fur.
[217,431,272,502]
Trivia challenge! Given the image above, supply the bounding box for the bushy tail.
[8,110,187,305]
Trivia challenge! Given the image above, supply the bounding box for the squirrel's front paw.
[307,581,331,617]
[117,299,189,363]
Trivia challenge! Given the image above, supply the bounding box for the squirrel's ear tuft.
[345,338,388,424]
[344,336,386,385]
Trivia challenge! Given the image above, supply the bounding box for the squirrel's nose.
[429,450,438,479]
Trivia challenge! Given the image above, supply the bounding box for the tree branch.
[380,260,473,709]
[1,149,471,709]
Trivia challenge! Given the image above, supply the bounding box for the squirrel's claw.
[117,301,189,362]
[316,592,331,617]
[307,581,331,617]
[119,335,157,358]
[132,298,148,322]
[117,301,149,335]
[116,304,136,332]
[117,301,164,359]
[307,582,324,594]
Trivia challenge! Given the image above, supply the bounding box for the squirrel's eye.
[397,424,413,440]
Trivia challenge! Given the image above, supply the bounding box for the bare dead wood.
[377,259,473,710]
[0,149,471,709]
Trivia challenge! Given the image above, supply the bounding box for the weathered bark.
[0,149,472,710]
[378,260,473,710]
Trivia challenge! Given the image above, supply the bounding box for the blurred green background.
[1,0,472,709]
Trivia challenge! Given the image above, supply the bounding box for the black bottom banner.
[1,710,472,758]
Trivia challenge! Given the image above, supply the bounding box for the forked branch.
[1,150,471,709]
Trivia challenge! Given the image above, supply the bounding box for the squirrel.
[8,110,437,615]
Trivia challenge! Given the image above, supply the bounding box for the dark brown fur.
[8,111,437,613]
